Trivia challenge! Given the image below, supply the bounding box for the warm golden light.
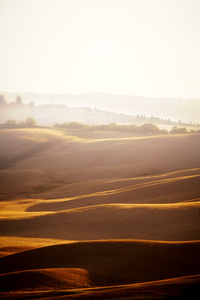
[0,0,200,98]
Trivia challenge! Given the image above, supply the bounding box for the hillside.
[0,128,200,299]
[0,241,200,299]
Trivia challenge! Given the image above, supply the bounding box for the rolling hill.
[0,128,200,299]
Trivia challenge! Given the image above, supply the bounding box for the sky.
[0,0,200,99]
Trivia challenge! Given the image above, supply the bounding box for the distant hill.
[1,92,200,128]
[1,92,200,123]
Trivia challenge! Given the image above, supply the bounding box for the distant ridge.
[1,91,200,123]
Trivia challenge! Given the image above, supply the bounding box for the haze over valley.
[1,0,200,299]
[1,93,200,129]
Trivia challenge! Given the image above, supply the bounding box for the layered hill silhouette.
[1,240,200,287]
[0,241,200,299]
[2,92,200,123]
[0,128,200,299]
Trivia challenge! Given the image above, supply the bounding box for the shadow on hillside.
[0,141,54,170]
[0,241,200,288]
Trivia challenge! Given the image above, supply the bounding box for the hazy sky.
[0,0,200,98]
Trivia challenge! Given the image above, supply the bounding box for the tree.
[4,120,17,128]
[0,94,7,105]
[64,122,89,130]
[139,123,160,134]
[160,129,168,135]
[19,121,25,128]
[15,95,23,105]
[25,117,37,128]
[170,126,187,134]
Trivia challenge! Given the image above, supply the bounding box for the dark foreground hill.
[0,240,200,299]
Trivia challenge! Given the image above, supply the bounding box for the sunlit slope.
[0,268,92,292]
[57,275,200,300]
[25,170,200,210]
[0,129,200,200]
[0,128,73,200]
[1,202,199,241]
[0,128,199,242]
[0,128,68,168]
[0,237,75,258]
[0,240,200,287]
[1,129,200,298]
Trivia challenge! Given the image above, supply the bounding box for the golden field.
[0,128,200,299]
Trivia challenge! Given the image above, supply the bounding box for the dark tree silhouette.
[4,120,17,128]
[170,126,187,134]
[15,95,23,105]
[0,94,7,105]
[139,123,160,134]
[25,117,37,128]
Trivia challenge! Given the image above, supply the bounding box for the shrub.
[139,123,161,134]
[4,120,18,128]
[25,117,37,128]
[170,126,187,134]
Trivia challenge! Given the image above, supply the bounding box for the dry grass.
[0,240,200,287]
[0,268,92,292]
[0,129,200,200]
[1,275,200,299]
[0,128,200,298]
[1,202,200,241]
[0,236,75,258]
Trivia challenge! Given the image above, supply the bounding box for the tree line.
[1,118,199,134]
[1,94,199,127]
[53,122,200,135]
[0,118,37,128]
[0,94,34,107]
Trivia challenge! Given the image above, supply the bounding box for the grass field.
[0,128,200,299]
